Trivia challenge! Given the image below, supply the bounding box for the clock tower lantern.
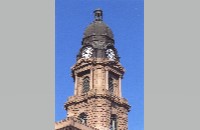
[55,9,130,130]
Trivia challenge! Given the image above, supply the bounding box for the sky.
[55,0,144,130]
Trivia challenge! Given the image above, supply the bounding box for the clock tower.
[55,9,130,130]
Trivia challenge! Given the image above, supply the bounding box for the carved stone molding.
[65,89,131,111]
[71,58,125,78]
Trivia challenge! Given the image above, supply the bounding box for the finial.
[94,8,103,21]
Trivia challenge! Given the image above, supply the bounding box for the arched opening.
[110,114,117,130]
[78,113,87,125]
[82,76,90,93]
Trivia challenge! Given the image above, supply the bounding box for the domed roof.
[83,9,114,39]
[83,21,113,39]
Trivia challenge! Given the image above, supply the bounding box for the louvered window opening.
[109,77,114,94]
[83,77,90,93]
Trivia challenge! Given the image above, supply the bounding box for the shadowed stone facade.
[55,9,130,130]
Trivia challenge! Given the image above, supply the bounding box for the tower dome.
[83,21,114,39]
[83,9,114,39]
[78,9,118,60]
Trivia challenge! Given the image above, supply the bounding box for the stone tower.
[55,9,130,130]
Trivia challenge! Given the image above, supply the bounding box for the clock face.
[82,46,93,59]
[106,49,116,60]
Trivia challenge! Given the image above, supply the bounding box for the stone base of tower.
[64,89,130,130]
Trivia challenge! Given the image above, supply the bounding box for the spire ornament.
[94,8,103,21]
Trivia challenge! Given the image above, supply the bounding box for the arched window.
[78,113,87,125]
[108,77,114,94]
[110,114,117,130]
[82,77,90,93]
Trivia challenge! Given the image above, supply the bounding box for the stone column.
[105,68,109,90]
[74,73,78,95]
[90,68,93,89]
[119,76,122,97]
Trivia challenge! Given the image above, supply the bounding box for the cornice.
[71,58,125,77]
[64,89,131,111]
